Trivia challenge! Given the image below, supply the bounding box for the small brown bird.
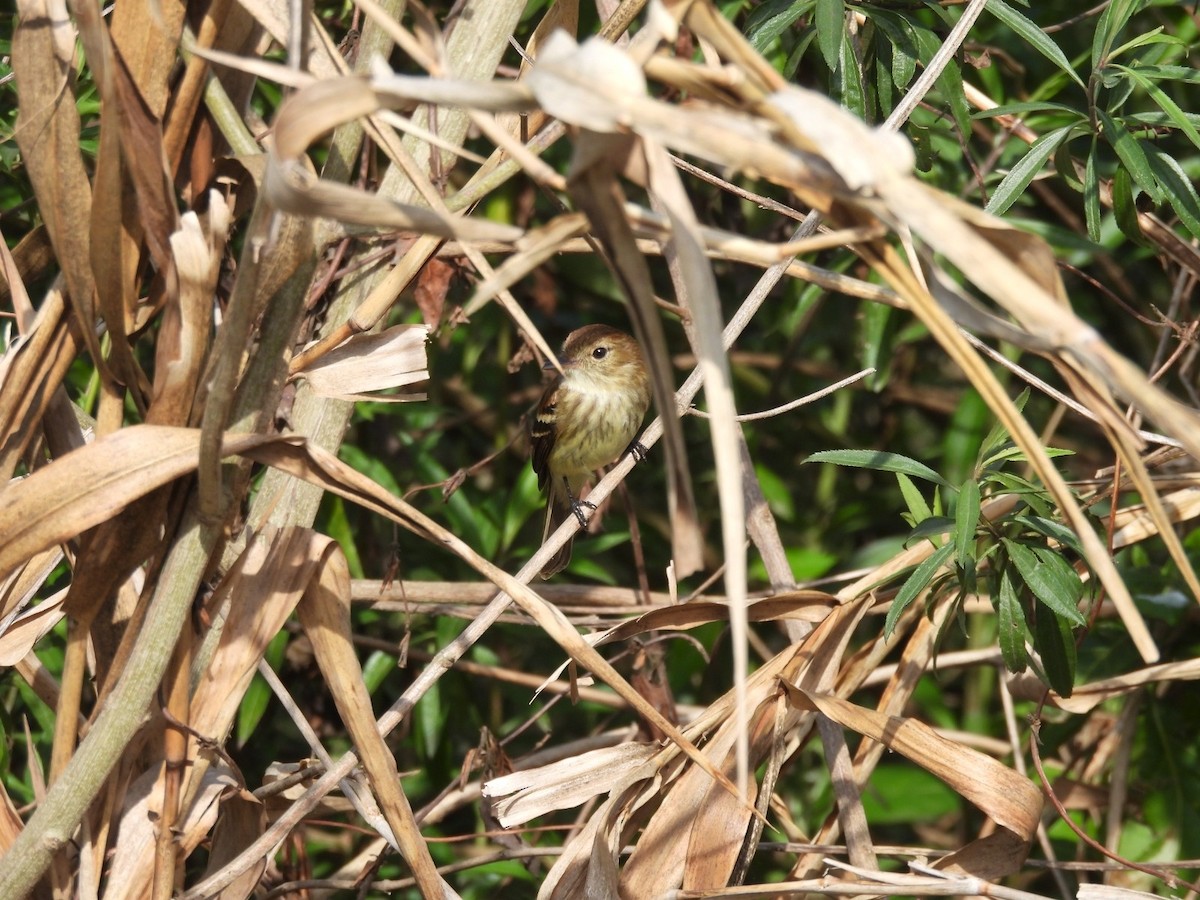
[530,325,651,578]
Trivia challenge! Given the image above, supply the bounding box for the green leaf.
[996,567,1028,673]
[977,388,1027,464]
[1097,109,1163,203]
[1111,164,1145,243]
[1144,147,1200,240]
[986,125,1077,217]
[236,631,289,747]
[1012,514,1084,554]
[755,463,796,521]
[985,0,1085,89]
[816,0,846,72]
[860,300,893,391]
[866,10,918,90]
[1002,538,1087,626]
[361,650,396,694]
[1084,137,1101,243]
[885,541,955,638]
[1116,64,1200,154]
[805,449,949,488]
[1092,0,1139,68]
[1033,605,1077,696]
[747,0,816,53]
[897,471,933,527]
[906,515,955,544]
[954,478,981,572]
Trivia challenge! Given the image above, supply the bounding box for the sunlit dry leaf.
[1111,486,1200,548]
[189,528,325,747]
[295,543,449,896]
[0,426,278,584]
[267,76,525,244]
[0,546,63,626]
[0,782,21,857]
[103,766,169,900]
[782,686,1042,879]
[150,198,228,425]
[0,593,65,667]
[12,0,103,370]
[1045,658,1200,714]
[483,742,658,828]
[295,323,429,401]
[201,783,267,900]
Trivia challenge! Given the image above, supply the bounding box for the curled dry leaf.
[483,742,659,828]
[293,323,430,401]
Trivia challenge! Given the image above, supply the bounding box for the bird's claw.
[625,439,648,463]
[569,498,598,527]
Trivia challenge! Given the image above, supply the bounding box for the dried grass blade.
[0,426,275,584]
[267,75,524,243]
[784,686,1042,879]
[199,784,267,900]
[12,0,104,371]
[0,546,64,626]
[483,743,658,827]
[642,134,748,782]
[295,543,449,897]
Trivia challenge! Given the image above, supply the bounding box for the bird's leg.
[561,476,597,527]
[623,435,648,462]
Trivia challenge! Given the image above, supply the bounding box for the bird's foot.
[569,498,598,527]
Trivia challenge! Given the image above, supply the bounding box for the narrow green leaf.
[985,125,1076,216]
[1122,64,1200,84]
[805,449,949,488]
[977,388,1027,464]
[816,0,845,71]
[362,650,396,694]
[836,26,867,119]
[1111,165,1145,243]
[1144,147,1200,240]
[860,300,892,391]
[1002,538,1087,626]
[1116,64,1200,154]
[996,566,1028,673]
[1092,0,1139,67]
[1034,606,1077,697]
[1097,109,1163,203]
[864,8,919,90]
[747,0,816,53]
[885,541,955,638]
[907,515,955,544]
[1084,137,1101,242]
[985,0,1085,89]
[897,471,933,526]
[1013,515,1084,554]
[954,478,981,572]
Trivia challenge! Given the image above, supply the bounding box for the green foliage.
[810,391,1092,695]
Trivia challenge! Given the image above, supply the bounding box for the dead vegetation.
[2,0,1199,897]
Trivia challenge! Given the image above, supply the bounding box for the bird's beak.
[544,355,571,372]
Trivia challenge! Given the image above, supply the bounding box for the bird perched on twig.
[530,325,651,579]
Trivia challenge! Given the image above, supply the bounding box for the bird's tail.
[539,492,574,579]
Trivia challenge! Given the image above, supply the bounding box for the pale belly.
[553,389,646,476]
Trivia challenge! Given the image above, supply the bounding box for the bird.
[530,325,651,578]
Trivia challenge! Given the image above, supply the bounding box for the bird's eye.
[592,346,609,360]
